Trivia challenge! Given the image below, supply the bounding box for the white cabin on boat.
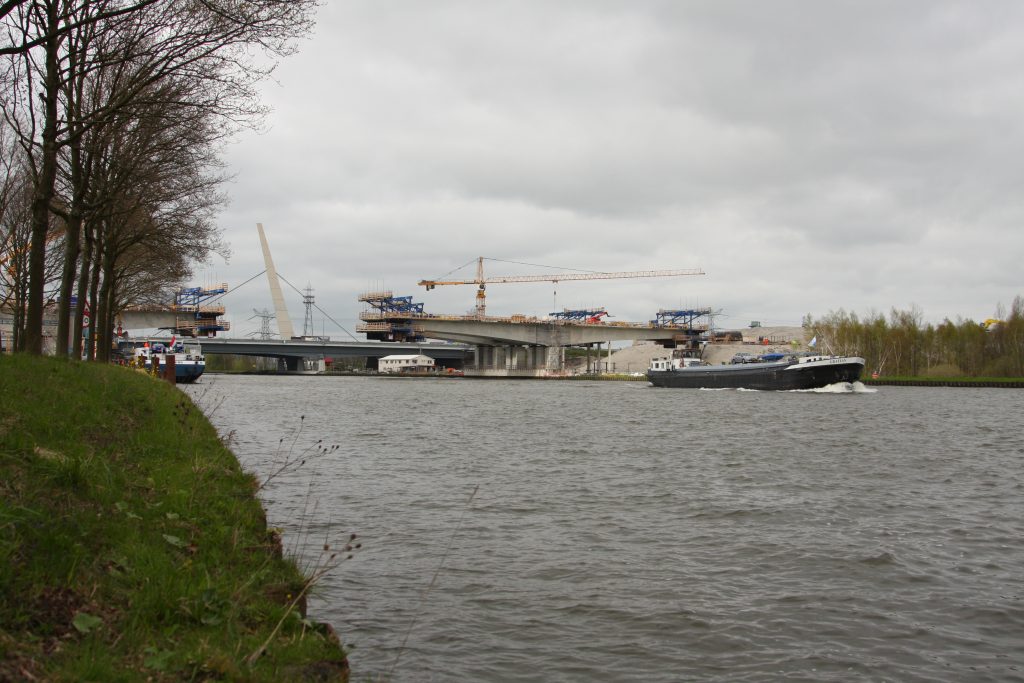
[649,356,704,371]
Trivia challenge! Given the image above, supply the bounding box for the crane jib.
[416,259,704,317]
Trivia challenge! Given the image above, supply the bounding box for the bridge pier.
[198,339,469,373]
[465,343,565,377]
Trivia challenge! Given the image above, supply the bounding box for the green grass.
[866,375,1024,384]
[0,354,348,681]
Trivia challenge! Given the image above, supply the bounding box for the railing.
[172,304,226,314]
[354,309,713,331]
[175,319,231,331]
[357,290,394,301]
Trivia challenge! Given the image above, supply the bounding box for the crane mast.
[419,256,704,317]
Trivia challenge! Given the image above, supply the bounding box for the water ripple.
[188,378,1024,682]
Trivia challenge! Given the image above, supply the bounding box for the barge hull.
[648,358,864,390]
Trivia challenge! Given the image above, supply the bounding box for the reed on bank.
[0,354,348,681]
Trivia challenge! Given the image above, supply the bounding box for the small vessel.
[125,339,206,383]
[647,352,864,390]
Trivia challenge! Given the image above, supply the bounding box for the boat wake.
[694,382,876,394]
[794,381,876,394]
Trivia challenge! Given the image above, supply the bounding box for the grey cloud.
[203,1,1024,337]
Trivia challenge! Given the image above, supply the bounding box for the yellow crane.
[418,256,705,317]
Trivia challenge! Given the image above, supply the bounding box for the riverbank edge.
[862,377,1024,387]
[0,354,349,681]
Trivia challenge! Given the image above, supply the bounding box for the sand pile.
[607,326,809,372]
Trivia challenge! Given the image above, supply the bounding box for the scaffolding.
[172,284,230,336]
[357,291,427,342]
[549,308,609,323]
[651,308,712,329]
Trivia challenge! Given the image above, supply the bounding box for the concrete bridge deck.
[400,314,690,346]
[122,312,698,377]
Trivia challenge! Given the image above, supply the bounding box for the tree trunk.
[95,246,116,362]
[72,222,94,359]
[85,237,101,361]
[11,257,27,351]
[23,1,60,355]
[55,208,81,357]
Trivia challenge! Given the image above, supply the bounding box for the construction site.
[104,226,809,377]
[355,256,715,377]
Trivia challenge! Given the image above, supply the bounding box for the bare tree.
[0,131,32,350]
[2,0,318,354]
[79,73,229,360]
[0,1,160,56]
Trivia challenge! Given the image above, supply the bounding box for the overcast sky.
[197,1,1024,339]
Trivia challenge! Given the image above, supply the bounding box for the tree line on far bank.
[803,296,1024,378]
[0,0,317,360]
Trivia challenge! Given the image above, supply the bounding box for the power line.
[277,273,359,341]
[204,269,266,307]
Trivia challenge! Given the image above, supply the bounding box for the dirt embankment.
[607,326,809,372]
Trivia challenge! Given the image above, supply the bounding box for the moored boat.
[647,353,864,390]
[122,339,206,383]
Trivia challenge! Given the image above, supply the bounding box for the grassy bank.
[0,355,348,681]
[863,376,1024,387]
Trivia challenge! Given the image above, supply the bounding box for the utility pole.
[250,308,274,340]
[302,284,315,338]
[248,308,275,372]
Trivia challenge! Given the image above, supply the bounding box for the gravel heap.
[606,326,810,373]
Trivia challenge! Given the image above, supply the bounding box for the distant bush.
[924,363,964,378]
[804,295,1024,378]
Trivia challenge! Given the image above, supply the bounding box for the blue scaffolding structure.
[652,308,712,329]
[549,308,608,322]
[358,292,427,342]
[172,284,230,336]
[364,295,425,315]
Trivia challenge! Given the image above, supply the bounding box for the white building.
[378,354,436,373]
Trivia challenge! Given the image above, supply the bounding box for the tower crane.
[418,256,704,317]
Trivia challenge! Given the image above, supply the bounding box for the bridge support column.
[503,345,516,370]
[473,344,497,370]
[464,343,564,376]
[546,346,563,372]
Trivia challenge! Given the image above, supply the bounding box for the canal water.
[185,376,1024,682]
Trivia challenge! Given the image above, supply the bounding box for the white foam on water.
[693,382,876,394]
[792,381,876,394]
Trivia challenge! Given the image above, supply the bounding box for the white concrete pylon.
[257,223,296,339]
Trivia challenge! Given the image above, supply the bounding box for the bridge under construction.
[117,228,712,377]
[358,291,709,377]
